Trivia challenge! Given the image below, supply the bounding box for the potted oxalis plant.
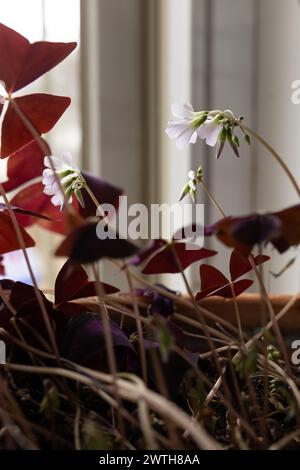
[0,22,300,452]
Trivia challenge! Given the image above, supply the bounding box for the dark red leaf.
[142,242,217,274]
[1,94,71,157]
[37,197,79,235]
[1,281,58,346]
[9,183,52,227]
[220,279,253,298]
[2,139,49,192]
[0,202,51,224]
[199,264,228,290]
[55,259,90,306]
[0,23,76,93]
[195,264,229,300]
[196,262,254,300]
[9,182,80,234]
[230,250,270,281]
[55,221,139,263]
[0,212,35,255]
[55,259,119,306]
[9,281,51,312]
[129,239,167,266]
[196,279,253,300]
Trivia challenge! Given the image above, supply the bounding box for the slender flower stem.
[241,124,300,199]
[201,180,226,218]
[83,182,109,224]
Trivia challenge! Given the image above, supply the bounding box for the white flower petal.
[44,156,65,170]
[42,174,56,186]
[197,119,215,139]
[205,125,221,147]
[44,181,60,196]
[190,131,198,144]
[165,121,190,140]
[43,186,54,196]
[176,127,196,149]
[166,103,202,149]
[51,192,64,208]
[42,152,80,210]
[197,118,221,147]
[42,168,53,178]
[43,156,52,169]
[42,169,56,185]
[171,102,195,120]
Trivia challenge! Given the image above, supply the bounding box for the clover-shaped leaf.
[55,259,119,307]
[0,23,76,93]
[195,250,269,300]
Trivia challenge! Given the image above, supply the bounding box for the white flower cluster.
[42,152,85,210]
[166,103,247,158]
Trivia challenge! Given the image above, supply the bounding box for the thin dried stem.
[5,363,221,450]
[123,264,148,385]
[91,264,126,442]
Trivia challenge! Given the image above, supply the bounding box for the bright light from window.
[0,0,44,41]
[0,0,80,42]
[44,0,81,43]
